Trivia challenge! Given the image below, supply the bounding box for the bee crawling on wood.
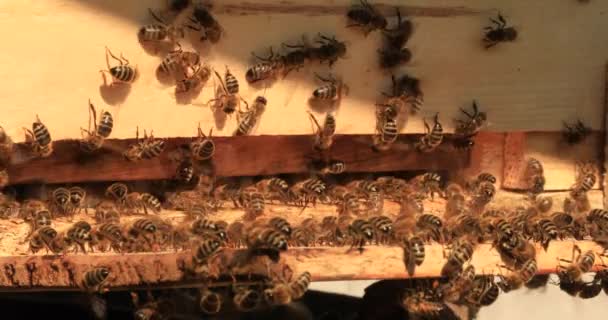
[415,113,444,153]
[186,2,223,43]
[23,115,53,158]
[308,111,336,151]
[158,42,201,80]
[483,13,517,49]
[346,0,387,35]
[311,72,349,103]
[100,46,137,86]
[207,67,245,115]
[385,74,423,114]
[524,157,545,196]
[138,8,184,45]
[123,127,166,161]
[309,33,348,67]
[234,96,267,136]
[372,100,400,151]
[190,124,215,161]
[125,192,162,214]
[80,100,113,152]
[49,187,71,217]
[557,245,596,283]
[453,100,487,150]
[264,264,312,306]
[402,235,425,276]
[175,63,212,95]
[441,238,475,279]
[562,119,591,145]
[63,221,94,253]
[378,45,412,69]
[81,267,111,294]
[247,46,289,83]
[105,182,128,206]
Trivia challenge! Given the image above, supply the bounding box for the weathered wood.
[502,132,602,191]
[7,134,470,185]
[1,0,607,142]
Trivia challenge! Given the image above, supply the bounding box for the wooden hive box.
[0,0,606,292]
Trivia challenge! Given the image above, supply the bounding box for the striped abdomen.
[193,239,221,263]
[235,111,257,136]
[245,62,279,83]
[268,178,289,193]
[322,114,336,137]
[69,187,86,208]
[52,187,71,213]
[477,172,497,184]
[106,183,128,203]
[247,192,265,215]
[141,193,161,213]
[379,118,398,143]
[313,84,338,100]
[538,219,558,239]
[138,24,168,41]
[269,217,292,236]
[142,140,165,159]
[110,65,137,83]
[158,53,182,76]
[131,219,157,235]
[34,210,52,228]
[83,267,110,289]
[303,178,326,195]
[494,219,514,238]
[417,214,443,229]
[349,219,374,240]
[369,215,393,234]
[192,218,218,235]
[520,259,538,283]
[33,121,51,146]
[191,139,215,160]
[225,71,239,94]
[67,221,93,244]
[97,111,113,138]
[449,240,474,265]
[578,251,595,273]
[256,228,288,251]
[290,271,311,299]
[587,209,608,226]
[409,236,425,266]
[97,223,123,242]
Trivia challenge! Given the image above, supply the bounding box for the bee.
[0,126,14,162]
[79,100,113,152]
[127,218,159,249]
[192,238,222,266]
[368,215,393,244]
[454,100,487,150]
[290,177,327,209]
[534,218,558,251]
[382,8,413,49]
[226,221,246,248]
[402,291,446,319]
[470,181,496,211]
[415,113,444,153]
[157,43,200,79]
[138,9,184,45]
[563,119,591,145]
[264,266,311,305]
[386,74,423,113]
[378,46,412,69]
[50,187,71,216]
[525,274,550,289]
[29,226,58,253]
[187,3,223,43]
[483,13,517,49]
[175,63,212,95]
[240,186,265,219]
[105,183,128,205]
[441,239,475,278]
[100,47,137,85]
[92,222,124,252]
[64,221,93,253]
[268,217,292,236]
[308,112,336,151]
[330,186,361,216]
[496,259,538,292]
[207,67,243,115]
[311,73,348,102]
[415,172,443,199]
[191,218,223,238]
[24,208,52,239]
[290,226,316,247]
[525,158,545,195]
[346,0,387,35]
[23,115,53,158]
[235,96,267,136]
[246,226,289,252]
[372,111,398,151]
[571,162,597,196]
[466,172,496,193]
[557,245,595,282]
[191,125,215,161]
[466,276,500,307]
[81,267,111,293]
[255,177,290,204]
[347,218,374,253]
[125,192,162,214]
[233,284,263,311]
[199,288,223,315]
[123,127,166,161]
[416,214,443,242]
[309,33,347,66]
[587,208,608,230]
[174,160,195,184]
[247,46,287,83]
[403,236,425,276]
[69,187,87,214]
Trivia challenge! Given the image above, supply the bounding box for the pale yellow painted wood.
[0,0,606,141]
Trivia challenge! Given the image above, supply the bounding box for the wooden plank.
[6,134,470,185]
[502,132,602,191]
[1,0,607,142]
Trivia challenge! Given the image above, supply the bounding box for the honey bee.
[233,284,263,311]
[127,218,159,249]
[81,267,111,293]
[69,186,87,214]
[311,73,348,102]
[496,259,538,292]
[466,172,496,193]
[308,33,348,66]
[187,3,223,43]
[441,238,475,278]
[368,215,393,244]
[191,124,215,161]
[563,119,591,145]
[80,100,113,152]
[264,265,311,305]
[247,46,288,83]
[346,0,387,35]
[123,127,166,161]
[207,67,244,115]
[587,208,608,231]
[105,182,128,205]
[453,101,487,150]
[347,218,374,253]
[441,264,476,304]
[192,238,222,267]
[100,47,137,86]
[255,177,290,204]
[533,218,558,251]
[415,172,443,199]
[308,112,336,151]
[401,290,447,319]
[416,214,443,242]
[0,126,14,162]
[386,74,423,113]
[465,275,500,307]
[199,288,223,315]
[50,187,71,216]
[330,186,361,216]
[29,226,58,254]
[571,162,597,197]
[63,221,93,253]
[402,235,425,276]
[382,8,413,49]
[483,13,517,49]
[157,43,200,80]
[372,109,399,151]
[138,9,184,45]
[235,96,267,136]
[175,63,212,95]
[525,158,545,195]
[23,115,53,158]
[92,222,124,252]
[23,207,52,239]
[375,176,408,199]
[469,181,496,211]
[415,113,444,153]
[290,226,317,247]
[290,177,327,210]
[226,221,246,248]
[557,245,596,283]
[240,186,265,220]
[246,226,289,254]
[125,192,162,214]
[378,46,412,69]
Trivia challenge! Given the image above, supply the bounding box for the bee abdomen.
[98,223,123,241]
[349,219,374,240]
[580,251,595,273]
[269,217,292,236]
[33,122,51,146]
[246,63,277,83]
[194,239,221,263]
[97,112,113,138]
[138,24,168,41]
[142,140,165,159]
[323,115,337,136]
[83,267,110,288]
[132,218,157,234]
[538,219,558,239]
[225,72,239,94]
[192,218,217,234]
[313,85,338,100]
[417,214,443,229]
[192,140,215,160]
[141,193,161,213]
[110,66,137,83]
[258,228,288,251]
[290,271,311,299]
